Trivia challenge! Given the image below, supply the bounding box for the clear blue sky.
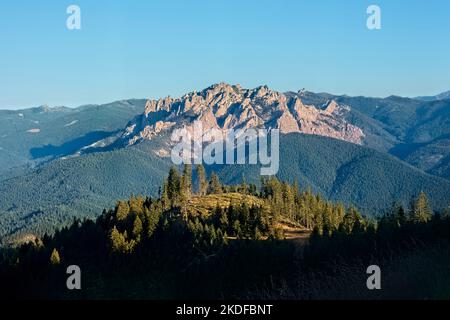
[1,0,449,109]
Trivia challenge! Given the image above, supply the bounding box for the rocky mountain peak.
[123,83,365,147]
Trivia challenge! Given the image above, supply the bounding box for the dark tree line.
[1,165,448,299]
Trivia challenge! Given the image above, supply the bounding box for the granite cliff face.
[121,83,365,146]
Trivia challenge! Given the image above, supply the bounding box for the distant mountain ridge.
[286,89,450,179]
[0,99,147,177]
[415,90,450,102]
[1,84,449,180]
[112,84,450,180]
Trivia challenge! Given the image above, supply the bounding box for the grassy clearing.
[187,193,311,242]
[186,193,265,217]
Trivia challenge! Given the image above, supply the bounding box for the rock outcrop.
[121,83,365,146]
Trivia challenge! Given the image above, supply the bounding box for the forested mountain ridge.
[213,134,450,213]
[1,166,449,299]
[0,99,146,178]
[416,90,450,102]
[290,90,450,177]
[2,133,449,242]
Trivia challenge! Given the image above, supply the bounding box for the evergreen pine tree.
[208,173,222,194]
[216,228,225,246]
[233,220,242,238]
[132,214,143,239]
[219,209,229,229]
[196,164,208,196]
[209,225,217,245]
[410,192,432,223]
[110,226,127,253]
[181,164,192,198]
[254,227,262,240]
[161,181,170,210]
[116,201,130,221]
[180,164,192,218]
[397,205,406,226]
[129,195,144,216]
[50,248,61,265]
[240,202,250,235]
[167,166,181,206]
